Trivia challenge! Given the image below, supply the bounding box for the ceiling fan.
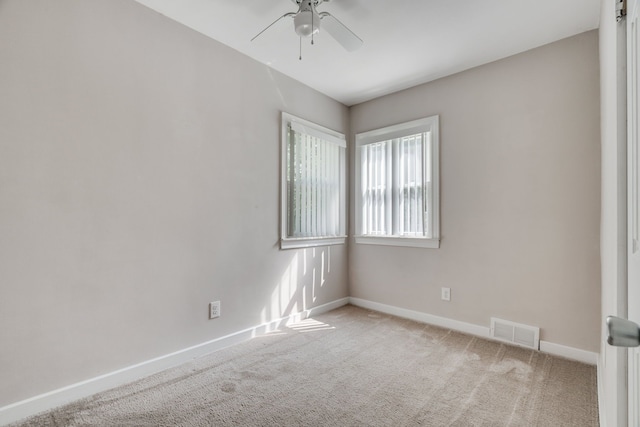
[251,0,363,57]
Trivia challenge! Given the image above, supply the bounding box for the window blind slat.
[312,135,317,236]
[404,137,410,235]
[370,144,375,234]
[307,135,312,237]
[321,140,327,237]
[374,143,379,234]
[386,141,392,234]
[415,136,420,234]
[379,145,384,234]
[288,128,294,237]
[409,137,414,234]
[308,134,313,236]
[392,140,399,235]
[368,145,371,234]
[400,137,407,234]
[335,144,340,236]
[300,133,307,236]
[425,132,431,237]
[419,135,424,234]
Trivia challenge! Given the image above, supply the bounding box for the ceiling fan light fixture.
[250,0,362,55]
[294,11,320,37]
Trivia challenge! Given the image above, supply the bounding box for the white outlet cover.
[441,288,451,301]
[209,301,221,319]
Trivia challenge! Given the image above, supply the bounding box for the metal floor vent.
[490,318,540,350]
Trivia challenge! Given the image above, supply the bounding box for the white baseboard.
[539,340,599,365]
[0,297,350,426]
[348,297,491,338]
[348,297,599,365]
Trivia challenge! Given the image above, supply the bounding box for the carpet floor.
[12,305,599,426]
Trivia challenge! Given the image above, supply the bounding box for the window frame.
[280,112,347,250]
[355,115,440,249]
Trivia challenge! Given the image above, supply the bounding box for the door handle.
[607,316,640,347]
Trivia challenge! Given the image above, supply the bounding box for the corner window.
[355,115,440,248]
[281,112,347,249]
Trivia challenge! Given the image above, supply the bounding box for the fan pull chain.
[311,8,315,45]
[299,37,302,60]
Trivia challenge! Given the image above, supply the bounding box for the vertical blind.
[360,131,432,238]
[287,123,344,238]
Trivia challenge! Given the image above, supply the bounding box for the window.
[355,115,440,248]
[281,112,347,249]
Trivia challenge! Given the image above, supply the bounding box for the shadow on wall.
[261,247,332,325]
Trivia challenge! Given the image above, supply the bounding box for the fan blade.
[319,12,362,51]
[251,12,296,42]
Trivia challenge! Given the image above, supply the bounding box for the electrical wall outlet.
[441,287,451,302]
[209,301,221,319]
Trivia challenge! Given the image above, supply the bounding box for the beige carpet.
[12,305,599,426]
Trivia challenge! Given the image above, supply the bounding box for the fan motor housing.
[294,11,321,37]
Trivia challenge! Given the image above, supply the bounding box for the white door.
[628,0,640,423]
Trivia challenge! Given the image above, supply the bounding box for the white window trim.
[355,115,440,249]
[354,235,440,249]
[280,112,347,250]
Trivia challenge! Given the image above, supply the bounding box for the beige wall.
[0,0,349,407]
[349,31,601,352]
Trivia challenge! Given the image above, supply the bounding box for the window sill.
[281,236,347,250]
[355,235,440,249]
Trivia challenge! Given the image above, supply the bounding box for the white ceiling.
[134,0,601,106]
